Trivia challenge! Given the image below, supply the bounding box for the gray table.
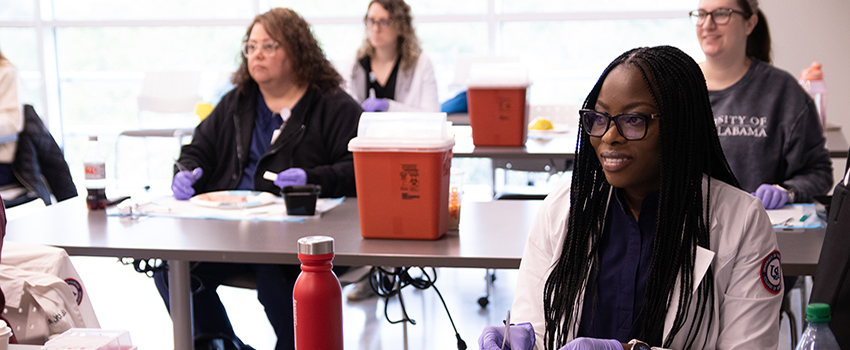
[826,127,849,159]
[4,197,822,349]
[451,125,577,172]
[451,124,849,165]
[775,227,825,276]
[4,197,536,350]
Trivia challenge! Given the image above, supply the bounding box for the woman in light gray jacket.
[346,0,438,113]
[0,49,23,165]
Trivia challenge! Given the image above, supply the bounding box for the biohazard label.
[499,97,512,121]
[760,250,782,294]
[65,278,84,305]
[400,164,420,199]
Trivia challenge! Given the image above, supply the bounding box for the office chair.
[115,71,202,189]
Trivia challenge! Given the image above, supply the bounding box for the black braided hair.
[542,46,739,349]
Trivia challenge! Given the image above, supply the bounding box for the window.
[0,0,34,21]
[502,19,702,105]
[0,28,41,110]
[49,0,255,20]
[500,0,690,13]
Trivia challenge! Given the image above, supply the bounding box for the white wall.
[761,0,850,140]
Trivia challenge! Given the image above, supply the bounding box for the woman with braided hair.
[479,46,781,350]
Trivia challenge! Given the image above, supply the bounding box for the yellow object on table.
[528,117,554,130]
[195,102,214,121]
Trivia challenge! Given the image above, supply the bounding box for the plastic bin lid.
[466,63,530,88]
[44,328,133,349]
[348,112,455,153]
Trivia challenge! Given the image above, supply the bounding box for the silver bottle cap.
[297,236,334,255]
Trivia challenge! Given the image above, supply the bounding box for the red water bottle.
[293,236,343,350]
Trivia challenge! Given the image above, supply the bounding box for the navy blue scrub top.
[577,189,662,345]
[237,92,287,190]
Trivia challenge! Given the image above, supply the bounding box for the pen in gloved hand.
[502,310,511,350]
[174,160,190,173]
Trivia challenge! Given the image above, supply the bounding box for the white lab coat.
[0,60,23,163]
[512,176,782,350]
[345,52,440,113]
[0,241,99,344]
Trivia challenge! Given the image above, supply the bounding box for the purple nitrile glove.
[172,167,203,200]
[478,322,535,350]
[752,183,789,210]
[361,97,389,112]
[274,168,307,189]
[558,338,623,350]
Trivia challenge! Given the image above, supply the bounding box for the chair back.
[137,71,202,114]
[810,171,850,348]
[118,72,202,188]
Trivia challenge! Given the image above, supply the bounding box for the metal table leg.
[169,260,193,350]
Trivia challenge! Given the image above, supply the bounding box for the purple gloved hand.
[274,168,307,189]
[172,167,203,200]
[558,338,623,350]
[478,322,535,350]
[752,184,789,209]
[361,97,389,112]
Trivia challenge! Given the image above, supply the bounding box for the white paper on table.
[767,203,822,228]
[108,195,344,222]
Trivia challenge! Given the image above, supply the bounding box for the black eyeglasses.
[579,109,660,141]
[689,8,748,25]
[365,18,393,29]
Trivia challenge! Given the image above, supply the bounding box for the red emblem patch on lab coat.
[760,250,782,294]
[65,278,84,305]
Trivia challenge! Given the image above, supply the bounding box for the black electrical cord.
[366,266,467,350]
[121,257,166,277]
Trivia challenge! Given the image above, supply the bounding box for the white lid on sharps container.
[466,62,530,89]
[348,112,455,153]
[297,236,334,255]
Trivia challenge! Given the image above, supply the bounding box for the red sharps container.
[293,236,343,350]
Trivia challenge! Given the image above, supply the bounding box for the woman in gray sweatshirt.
[693,0,832,209]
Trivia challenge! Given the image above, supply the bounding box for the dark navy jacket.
[177,83,362,198]
[10,105,77,206]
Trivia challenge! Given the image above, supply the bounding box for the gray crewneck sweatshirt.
[710,59,832,202]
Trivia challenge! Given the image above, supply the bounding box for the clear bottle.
[795,303,840,350]
[293,236,342,350]
[799,61,828,133]
[83,136,108,210]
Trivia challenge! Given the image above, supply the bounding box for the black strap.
[810,180,850,348]
[122,257,166,277]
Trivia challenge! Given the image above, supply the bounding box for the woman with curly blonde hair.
[346,0,438,112]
